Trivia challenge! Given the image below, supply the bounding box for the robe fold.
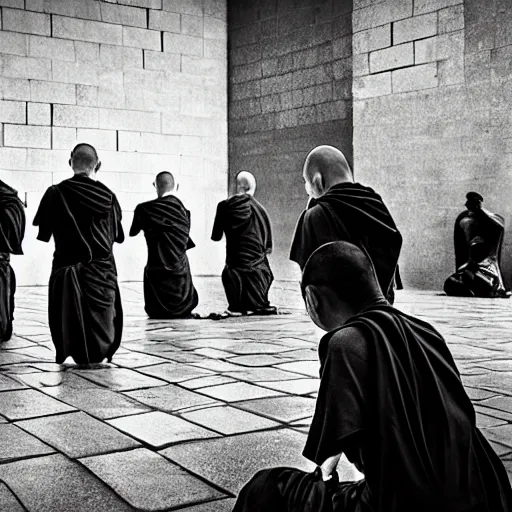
[444,208,509,298]
[212,194,274,313]
[33,175,124,364]
[290,183,402,303]
[0,181,25,341]
[233,305,512,512]
[129,195,198,319]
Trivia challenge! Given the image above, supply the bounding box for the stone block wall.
[0,0,228,285]
[352,0,512,289]
[228,0,353,281]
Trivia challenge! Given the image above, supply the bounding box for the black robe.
[444,208,508,298]
[211,194,273,313]
[33,175,124,364]
[129,194,198,319]
[290,183,402,303]
[234,306,512,512]
[0,181,25,341]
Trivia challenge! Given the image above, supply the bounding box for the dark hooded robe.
[129,194,198,319]
[290,183,402,303]
[211,194,274,313]
[0,180,25,342]
[33,175,124,364]
[444,208,509,298]
[233,305,512,512]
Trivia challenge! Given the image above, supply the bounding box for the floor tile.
[235,396,316,423]
[17,411,140,458]
[0,482,25,512]
[75,368,167,391]
[138,362,215,383]
[182,405,281,434]
[108,411,218,448]
[0,424,55,462]
[0,373,27,391]
[80,448,225,511]
[0,389,75,420]
[198,382,284,402]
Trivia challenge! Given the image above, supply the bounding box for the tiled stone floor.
[1,278,512,511]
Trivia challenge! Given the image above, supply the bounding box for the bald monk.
[445,192,510,298]
[211,171,276,316]
[33,143,124,364]
[0,180,25,341]
[130,172,198,319]
[233,241,512,512]
[290,145,402,303]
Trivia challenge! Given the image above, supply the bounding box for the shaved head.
[303,145,353,199]
[70,143,99,174]
[236,171,256,196]
[155,171,175,196]
[301,241,383,330]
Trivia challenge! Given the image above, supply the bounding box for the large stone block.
[370,43,414,73]
[4,124,51,149]
[414,0,463,15]
[100,3,147,28]
[205,38,227,60]
[144,50,181,72]
[52,127,77,150]
[438,5,464,33]
[76,85,99,106]
[204,16,226,40]
[76,128,117,151]
[139,132,180,154]
[394,13,438,44]
[27,102,51,125]
[415,31,464,64]
[100,44,143,70]
[74,41,101,62]
[0,147,27,170]
[28,35,75,62]
[0,0,23,7]
[0,77,30,101]
[99,108,161,133]
[204,0,226,20]
[181,56,225,76]
[2,55,51,80]
[163,0,203,16]
[53,16,123,46]
[0,31,28,56]
[118,131,141,152]
[123,26,162,50]
[25,0,101,20]
[31,80,76,104]
[52,61,99,86]
[181,14,203,37]
[162,113,217,136]
[164,32,203,56]
[353,0,413,33]
[53,105,100,129]
[148,10,180,33]
[392,62,439,92]
[0,100,25,123]
[354,72,392,99]
[2,8,50,36]
[112,0,161,7]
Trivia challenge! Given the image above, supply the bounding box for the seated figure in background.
[211,171,276,316]
[129,171,198,319]
[444,192,509,298]
[0,180,25,342]
[232,241,512,512]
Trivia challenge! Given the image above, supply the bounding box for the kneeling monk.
[233,241,512,512]
[33,144,124,364]
[211,171,275,315]
[445,192,509,298]
[0,180,25,341]
[129,171,198,319]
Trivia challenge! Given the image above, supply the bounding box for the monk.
[233,241,512,512]
[290,145,402,303]
[0,180,25,341]
[211,171,276,316]
[129,171,198,319]
[445,192,510,298]
[33,143,124,365]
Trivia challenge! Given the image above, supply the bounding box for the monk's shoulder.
[326,326,369,363]
[303,202,328,225]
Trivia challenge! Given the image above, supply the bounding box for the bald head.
[303,145,353,199]
[70,143,99,175]
[236,171,256,196]
[155,171,175,197]
[301,242,383,329]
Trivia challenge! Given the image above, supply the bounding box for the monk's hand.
[319,453,341,481]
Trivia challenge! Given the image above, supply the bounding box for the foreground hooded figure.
[444,192,509,298]
[129,171,198,319]
[233,241,512,512]
[290,145,402,304]
[211,171,276,315]
[33,144,124,364]
[0,180,25,341]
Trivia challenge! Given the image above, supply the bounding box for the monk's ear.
[304,285,319,312]
[311,173,325,197]
[95,161,102,172]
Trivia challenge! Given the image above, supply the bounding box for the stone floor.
[1,278,512,511]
